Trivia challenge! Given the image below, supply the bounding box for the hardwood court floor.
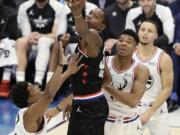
[47,121,180,135]
[46,109,180,135]
[0,98,179,135]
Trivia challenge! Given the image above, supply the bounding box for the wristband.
[56,106,62,112]
[58,63,64,67]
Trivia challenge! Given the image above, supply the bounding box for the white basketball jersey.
[105,56,139,117]
[133,47,164,103]
[13,108,48,135]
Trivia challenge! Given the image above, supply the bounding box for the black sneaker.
[168,100,179,113]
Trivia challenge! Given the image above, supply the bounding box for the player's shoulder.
[137,63,148,71]
[127,6,143,18]
[135,62,149,76]
[49,0,65,11]
[156,47,171,62]
[160,51,172,66]
[19,0,35,9]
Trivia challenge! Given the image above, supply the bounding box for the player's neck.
[144,5,156,18]
[114,55,133,71]
[117,0,133,11]
[137,44,156,59]
[36,0,48,9]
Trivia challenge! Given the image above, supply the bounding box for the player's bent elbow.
[128,99,140,108]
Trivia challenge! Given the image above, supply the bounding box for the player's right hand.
[67,53,84,75]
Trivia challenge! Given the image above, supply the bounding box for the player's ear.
[98,24,106,32]
[27,97,33,103]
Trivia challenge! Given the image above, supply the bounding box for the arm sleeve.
[160,7,175,44]
[55,6,67,36]
[17,4,31,36]
[125,9,137,32]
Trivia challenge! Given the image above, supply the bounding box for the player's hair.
[10,81,29,108]
[120,29,139,44]
[141,19,159,32]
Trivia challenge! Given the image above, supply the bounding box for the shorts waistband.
[138,102,153,107]
[107,115,139,124]
[73,91,104,102]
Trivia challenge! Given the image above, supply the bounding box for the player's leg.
[148,118,170,135]
[34,36,54,86]
[16,37,30,82]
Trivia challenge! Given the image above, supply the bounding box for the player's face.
[27,83,41,103]
[139,0,156,15]
[86,8,105,31]
[138,22,157,45]
[116,34,136,56]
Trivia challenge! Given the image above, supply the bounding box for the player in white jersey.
[133,20,174,135]
[10,44,83,135]
[103,29,149,135]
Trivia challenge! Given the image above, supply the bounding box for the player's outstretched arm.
[24,48,83,129]
[46,94,73,121]
[68,0,102,52]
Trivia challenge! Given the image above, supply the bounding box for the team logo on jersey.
[137,21,141,26]
[0,18,5,25]
[33,15,48,29]
[110,77,128,90]
[98,60,105,78]
[146,74,154,90]
[29,10,34,15]
[76,106,82,113]
[110,77,128,101]
[148,61,156,66]
[0,48,10,58]
[67,14,74,23]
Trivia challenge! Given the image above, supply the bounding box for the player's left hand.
[140,110,153,125]
[63,104,72,120]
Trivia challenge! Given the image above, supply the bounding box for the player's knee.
[16,37,29,50]
[38,36,54,49]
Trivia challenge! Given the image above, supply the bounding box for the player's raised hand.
[67,53,84,75]
[67,0,86,17]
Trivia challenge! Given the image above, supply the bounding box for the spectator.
[16,0,66,87]
[168,0,180,112]
[103,0,138,55]
[87,0,115,9]
[125,0,175,53]
[0,4,21,98]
